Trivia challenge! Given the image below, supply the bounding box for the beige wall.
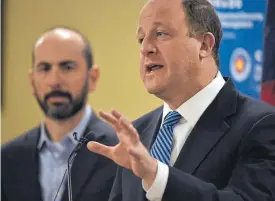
[2,0,162,143]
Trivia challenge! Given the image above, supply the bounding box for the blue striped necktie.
[150,111,182,165]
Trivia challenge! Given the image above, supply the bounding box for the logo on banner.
[230,48,252,82]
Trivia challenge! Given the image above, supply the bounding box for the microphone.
[67,132,90,201]
[53,131,94,201]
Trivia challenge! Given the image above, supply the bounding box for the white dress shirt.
[143,72,226,201]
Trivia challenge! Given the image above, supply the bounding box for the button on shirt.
[37,105,92,201]
[143,72,226,201]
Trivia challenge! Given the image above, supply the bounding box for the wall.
[2,0,162,143]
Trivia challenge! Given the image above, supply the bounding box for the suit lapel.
[18,128,42,201]
[140,106,163,150]
[174,79,238,174]
[62,114,107,201]
[173,114,230,174]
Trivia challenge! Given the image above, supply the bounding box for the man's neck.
[44,108,86,142]
[163,69,218,110]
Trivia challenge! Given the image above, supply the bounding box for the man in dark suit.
[1,27,117,201]
[87,0,275,200]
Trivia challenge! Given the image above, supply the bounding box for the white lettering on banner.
[217,12,264,21]
[208,0,243,9]
[208,0,265,31]
[217,12,264,30]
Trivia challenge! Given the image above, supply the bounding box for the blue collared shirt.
[37,105,92,201]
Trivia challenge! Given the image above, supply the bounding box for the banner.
[210,0,267,99]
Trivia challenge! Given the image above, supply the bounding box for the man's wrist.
[143,158,158,189]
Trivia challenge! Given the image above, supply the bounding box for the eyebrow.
[59,60,76,66]
[36,61,51,67]
[137,21,168,35]
[35,60,76,68]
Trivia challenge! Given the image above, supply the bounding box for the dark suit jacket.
[2,113,118,201]
[109,79,275,201]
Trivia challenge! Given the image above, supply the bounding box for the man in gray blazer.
[2,26,117,201]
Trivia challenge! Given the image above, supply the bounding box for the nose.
[47,66,63,89]
[140,37,157,56]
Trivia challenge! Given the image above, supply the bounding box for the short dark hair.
[32,26,93,68]
[182,0,222,66]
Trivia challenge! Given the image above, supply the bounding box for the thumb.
[87,141,113,159]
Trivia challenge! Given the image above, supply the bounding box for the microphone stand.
[67,132,89,201]
[53,131,93,201]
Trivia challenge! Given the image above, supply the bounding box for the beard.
[34,81,89,120]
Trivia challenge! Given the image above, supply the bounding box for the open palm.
[87,109,157,182]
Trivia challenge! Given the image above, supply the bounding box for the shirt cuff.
[142,160,169,201]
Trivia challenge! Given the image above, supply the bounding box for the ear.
[28,69,35,95]
[199,32,215,58]
[88,64,100,92]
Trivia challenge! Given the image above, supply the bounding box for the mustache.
[44,90,72,102]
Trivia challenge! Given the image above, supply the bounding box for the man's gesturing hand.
[87,109,158,188]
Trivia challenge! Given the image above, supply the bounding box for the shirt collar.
[37,104,92,150]
[162,71,225,127]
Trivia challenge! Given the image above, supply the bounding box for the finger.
[99,110,122,131]
[99,110,117,124]
[110,109,139,142]
[87,141,113,160]
[120,117,140,143]
[112,109,131,130]
[111,109,123,120]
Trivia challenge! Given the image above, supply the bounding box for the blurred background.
[1,0,275,143]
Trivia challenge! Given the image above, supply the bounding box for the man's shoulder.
[223,92,275,140]
[1,127,40,158]
[1,127,39,152]
[237,93,275,121]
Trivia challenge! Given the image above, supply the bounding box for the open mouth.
[146,64,164,73]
